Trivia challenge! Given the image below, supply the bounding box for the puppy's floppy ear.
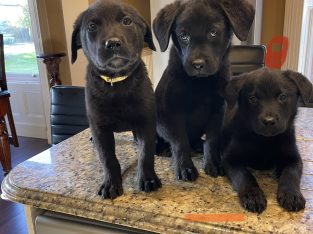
[143,20,156,51]
[283,70,313,107]
[153,1,181,52]
[219,0,255,41]
[224,74,247,109]
[133,8,156,51]
[71,11,85,64]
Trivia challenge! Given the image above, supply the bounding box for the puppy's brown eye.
[122,17,133,26]
[278,93,288,102]
[88,23,98,32]
[248,96,258,104]
[209,30,217,37]
[180,34,190,43]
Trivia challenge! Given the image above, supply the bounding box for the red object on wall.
[265,36,289,69]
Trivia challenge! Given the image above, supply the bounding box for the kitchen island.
[2,108,313,233]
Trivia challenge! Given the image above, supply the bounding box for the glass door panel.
[0,0,39,82]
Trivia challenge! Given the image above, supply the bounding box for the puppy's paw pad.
[278,189,306,212]
[177,167,199,181]
[98,182,123,199]
[204,163,224,177]
[240,188,267,213]
[139,176,162,192]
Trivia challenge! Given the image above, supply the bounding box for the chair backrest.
[229,45,266,76]
[0,34,8,91]
[50,85,89,144]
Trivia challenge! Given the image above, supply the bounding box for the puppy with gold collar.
[71,0,161,199]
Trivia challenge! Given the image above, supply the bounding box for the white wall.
[61,0,89,86]
[150,0,174,88]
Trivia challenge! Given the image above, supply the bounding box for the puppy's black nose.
[193,59,205,71]
[261,116,277,126]
[105,38,122,50]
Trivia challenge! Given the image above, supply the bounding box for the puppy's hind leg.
[159,116,199,181]
[91,127,123,199]
[134,125,162,192]
[203,110,224,177]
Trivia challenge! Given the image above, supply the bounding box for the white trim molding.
[28,0,51,142]
[303,7,313,81]
[299,0,313,81]
[283,0,305,71]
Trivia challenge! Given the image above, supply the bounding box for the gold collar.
[100,75,128,86]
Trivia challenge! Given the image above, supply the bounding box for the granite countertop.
[2,108,313,234]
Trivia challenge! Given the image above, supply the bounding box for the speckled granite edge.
[1,175,248,234]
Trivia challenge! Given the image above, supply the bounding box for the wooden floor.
[0,137,50,234]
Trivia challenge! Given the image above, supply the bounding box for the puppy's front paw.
[239,188,267,213]
[176,166,199,181]
[98,180,123,199]
[277,189,305,212]
[138,174,162,192]
[204,161,224,177]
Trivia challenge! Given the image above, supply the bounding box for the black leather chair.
[229,45,266,75]
[50,86,88,144]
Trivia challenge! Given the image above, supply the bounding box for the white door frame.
[28,0,51,142]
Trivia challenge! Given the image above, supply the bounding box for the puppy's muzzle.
[192,59,205,72]
[255,114,284,137]
[260,115,277,127]
[105,38,122,51]
[187,57,219,77]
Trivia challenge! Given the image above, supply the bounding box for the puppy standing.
[71,0,161,199]
[222,68,313,213]
[153,0,255,181]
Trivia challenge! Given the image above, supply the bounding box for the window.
[0,0,39,82]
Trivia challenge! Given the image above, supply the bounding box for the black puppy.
[222,68,313,213]
[153,0,255,181]
[71,0,161,199]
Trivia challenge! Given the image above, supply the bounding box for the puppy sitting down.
[153,0,255,181]
[222,68,313,213]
